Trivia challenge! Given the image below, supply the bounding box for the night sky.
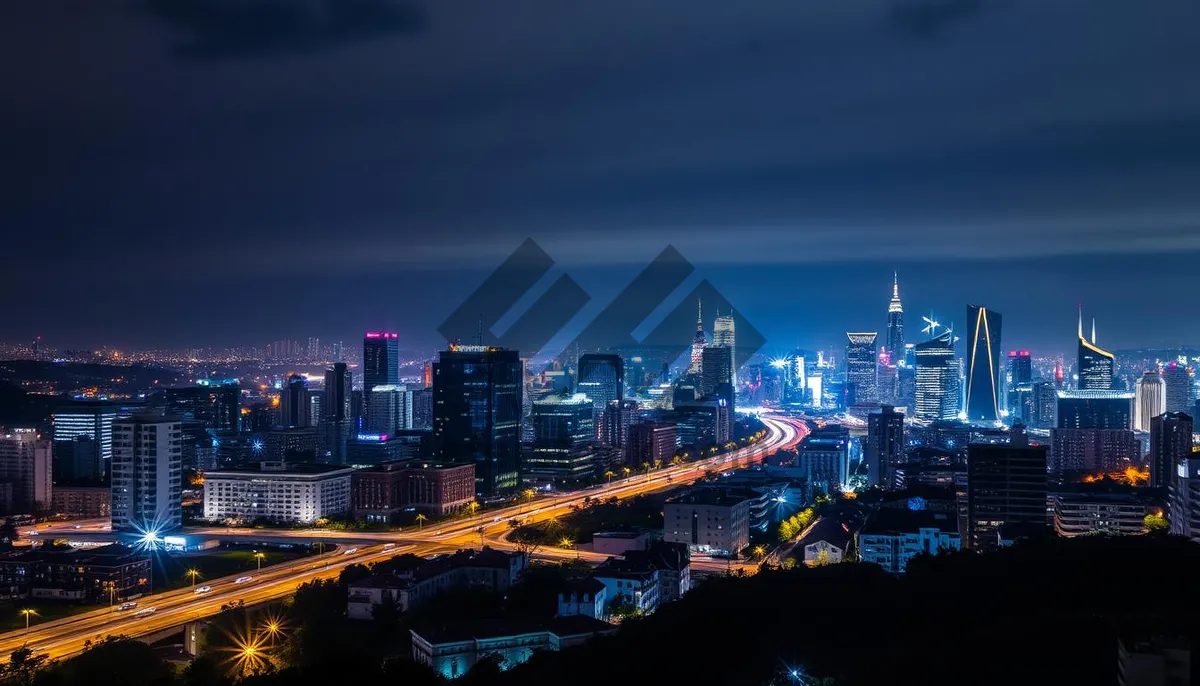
[4,0,1199,355]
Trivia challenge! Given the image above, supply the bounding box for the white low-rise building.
[203,461,353,523]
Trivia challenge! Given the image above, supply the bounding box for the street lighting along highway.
[0,414,805,663]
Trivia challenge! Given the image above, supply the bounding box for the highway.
[2,413,806,660]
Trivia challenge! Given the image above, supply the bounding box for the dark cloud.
[137,0,424,60]
[888,0,988,38]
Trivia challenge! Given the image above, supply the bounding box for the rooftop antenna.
[1091,317,1097,345]
[477,315,484,346]
[1077,303,1083,339]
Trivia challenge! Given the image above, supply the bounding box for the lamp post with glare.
[20,608,37,634]
[254,551,266,571]
[186,568,201,587]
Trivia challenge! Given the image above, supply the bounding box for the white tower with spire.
[688,299,705,374]
[886,272,905,365]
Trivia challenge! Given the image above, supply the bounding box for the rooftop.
[861,509,959,536]
[207,461,355,476]
[667,489,753,508]
[413,615,614,645]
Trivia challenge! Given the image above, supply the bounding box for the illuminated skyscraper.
[713,310,736,382]
[1135,370,1166,432]
[577,354,624,411]
[433,345,523,495]
[914,331,958,421]
[1163,361,1194,413]
[964,305,1002,422]
[845,332,879,404]
[363,332,400,420]
[886,273,904,364]
[279,374,312,428]
[1076,307,1113,390]
[688,300,706,374]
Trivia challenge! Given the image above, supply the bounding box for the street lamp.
[185,568,201,587]
[467,501,479,521]
[414,513,427,530]
[253,551,266,571]
[20,608,37,634]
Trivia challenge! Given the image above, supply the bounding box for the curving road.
[2,414,807,660]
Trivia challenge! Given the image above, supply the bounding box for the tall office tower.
[525,394,596,483]
[307,337,320,361]
[1031,381,1058,429]
[886,273,904,363]
[1150,412,1192,489]
[51,401,117,480]
[1076,308,1113,390]
[1135,371,1167,432]
[1051,389,1136,473]
[324,363,352,422]
[713,310,736,383]
[600,400,638,449]
[366,385,410,435]
[701,346,734,404]
[845,333,879,404]
[363,331,400,417]
[1163,362,1194,413]
[896,365,916,414]
[865,405,905,488]
[0,429,52,512]
[332,341,343,362]
[432,345,523,496]
[688,300,706,374]
[279,374,311,428]
[914,331,959,421]
[577,353,624,412]
[1008,350,1033,386]
[964,305,1002,422]
[626,422,677,467]
[967,442,1048,550]
[111,415,183,534]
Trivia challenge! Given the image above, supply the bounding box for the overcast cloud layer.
[2,0,1198,352]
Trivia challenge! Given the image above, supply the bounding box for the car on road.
[343,548,357,555]
[383,543,395,550]
[194,586,212,594]
[134,607,156,616]
[26,531,38,536]
[235,576,253,584]
[117,602,138,611]
[73,524,82,529]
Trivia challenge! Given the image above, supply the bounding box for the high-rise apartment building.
[626,422,676,468]
[1163,362,1194,413]
[967,442,1048,550]
[111,415,182,535]
[1134,371,1166,432]
[0,429,52,513]
[432,345,523,495]
[700,345,734,407]
[1150,412,1192,489]
[865,405,905,488]
[964,305,1002,422]
[845,333,879,404]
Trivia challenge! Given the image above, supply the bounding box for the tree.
[338,562,372,586]
[509,525,544,559]
[0,521,18,551]
[1,647,49,686]
[1144,511,1168,533]
[370,595,402,632]
[35,637,173,686]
